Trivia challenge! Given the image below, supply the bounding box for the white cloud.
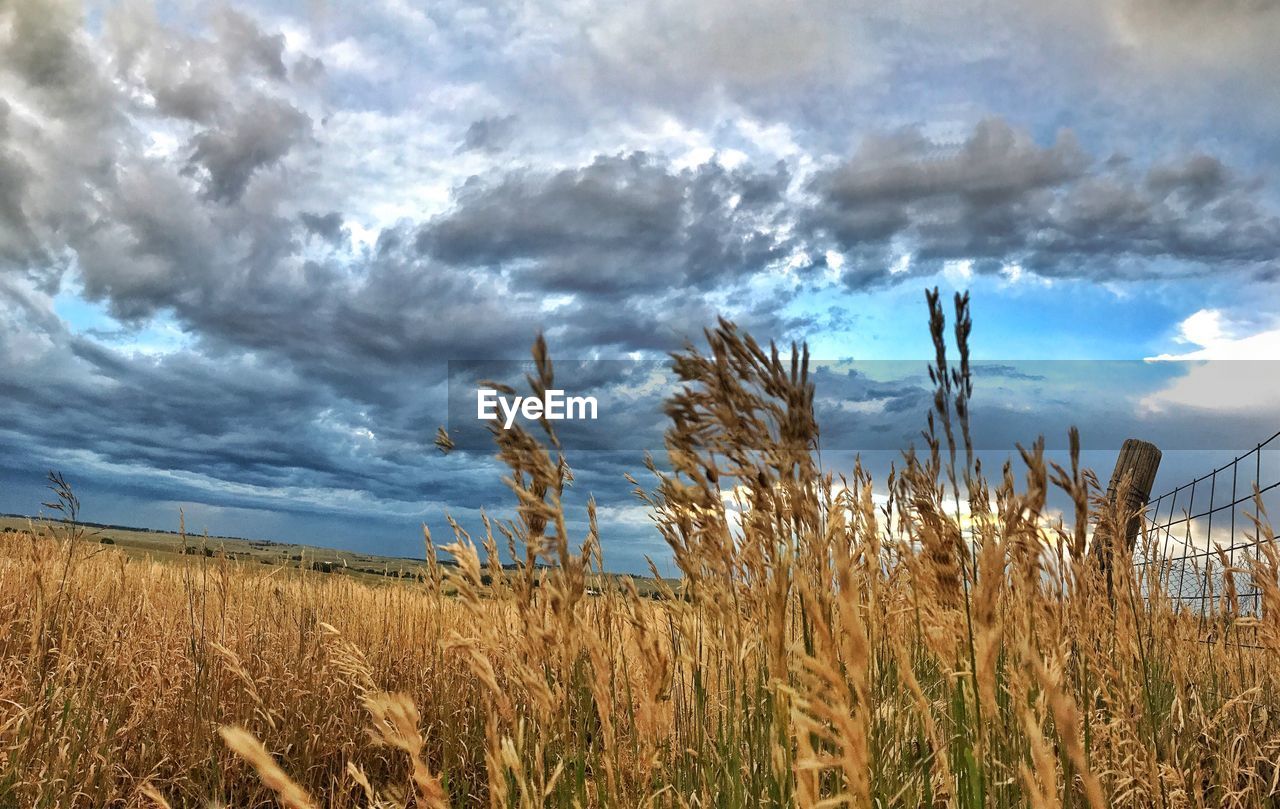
[1149,309,1280,361]
[1142,309,1280,413]
[943,259,973,284]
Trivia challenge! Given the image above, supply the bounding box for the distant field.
[0,514,673,594]
[0,513,435,580]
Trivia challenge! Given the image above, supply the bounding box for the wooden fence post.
[1096,439,1162,598]
[1105,438,1163,553]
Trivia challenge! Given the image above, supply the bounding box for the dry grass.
[4,291,1280,807]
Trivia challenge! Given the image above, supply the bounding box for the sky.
[1,0,1278,573]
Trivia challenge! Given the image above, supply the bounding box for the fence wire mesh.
[1134,430,1280,616]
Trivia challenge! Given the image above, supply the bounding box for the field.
[0,516,673,595]
[4,303,1280,808]
[0,515,435,582]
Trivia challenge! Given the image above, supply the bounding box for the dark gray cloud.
[0,103,38,268]
[805,119,1280,288]
[458,114,519,154]
[0,276,480,510]
[421,153,791,297]
[106,2,294,123]
[1,0,106,117]
[300,211,347,245]
[971,364,1047,382]
[187,98,312,202]
[211,7,288,80]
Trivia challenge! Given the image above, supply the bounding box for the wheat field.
[4,294,1280,808]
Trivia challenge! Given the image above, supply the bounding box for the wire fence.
[1134,430,1280,616]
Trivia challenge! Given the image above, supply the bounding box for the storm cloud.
[421,153,792,297]
[805,120,1280,288]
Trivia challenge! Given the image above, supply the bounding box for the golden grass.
[4,292,1280,807]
